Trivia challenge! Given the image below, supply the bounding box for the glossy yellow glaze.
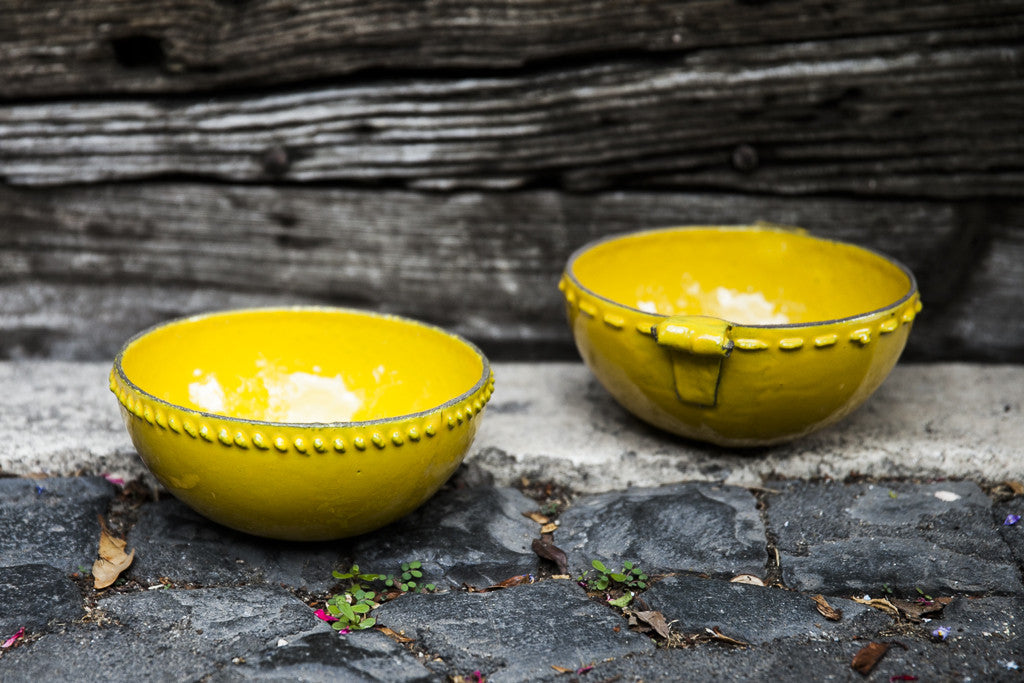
[562,226,920,446]
[110,308,493,540]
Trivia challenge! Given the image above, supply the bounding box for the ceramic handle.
[652,315,733,407]
[653,316,734,356]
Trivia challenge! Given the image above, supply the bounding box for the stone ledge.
[1,361,1021,490]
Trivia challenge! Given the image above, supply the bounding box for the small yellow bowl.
[110,308,493,541]
[561,226,920,447]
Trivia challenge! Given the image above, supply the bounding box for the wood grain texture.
[2,1,1022,364]
[1,183,1020,361]
[2,0,1021,98]
[2,27,1022,196]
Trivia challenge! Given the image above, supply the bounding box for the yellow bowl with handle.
[560,226,920,446]
[110,308,493,541]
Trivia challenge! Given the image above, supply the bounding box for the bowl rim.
[112,306,492,429]
[565,225,920,329]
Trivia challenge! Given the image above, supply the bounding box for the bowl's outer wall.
[114,386,490,540]
[562,228,920,446]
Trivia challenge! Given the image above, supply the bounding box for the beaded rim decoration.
[112,369,493,455]
[561,273,921,353]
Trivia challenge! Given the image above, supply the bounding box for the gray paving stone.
[643,573,890,646]
[348,487,539,589]
[912,595,1023,644]
[0,586,329,679]
[128,498,344,591]
[0,476,114,572]
[855,637,1024,681]
[373,579,655,682]
[0,564,83,634]
[209,630,434,682]
[556,483,766,578]
[767,480,1023,596]
[536,641,859,683]
[541,635,1024,682]
[995,495,1024,572]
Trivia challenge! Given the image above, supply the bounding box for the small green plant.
[323,561,437,632]
[607,593,633,608]
[383,561,436,593]
[324,586,378,631]
[326,564,384,631]
[578,559,648,592]
[332,564,384,585]
[541,501,561,517]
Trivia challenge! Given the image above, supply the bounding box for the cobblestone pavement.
[1,474,1021,681]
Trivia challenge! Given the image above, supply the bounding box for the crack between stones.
[754,489,785,588]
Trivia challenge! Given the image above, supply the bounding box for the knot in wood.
[731,144,759,173]
[262,146,292,177]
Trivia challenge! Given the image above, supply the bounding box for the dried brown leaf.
[730,574,765,586]
[812,594,843,621]
[379,626,413,643]
[531,538,568,574]
[92,548,135,589]
[523,511,550,525]
[706,626,749,647]
[1006,480,1024,495]
[632,610,671,639]
[550,665,573,674]
[851,596,900,617]
[891,597,952,621]
[92,516,134,589]
[480,574,534,592]
[540,522,559,535]
[851,641,890,675]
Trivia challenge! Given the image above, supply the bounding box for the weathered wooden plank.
[1,183,1020,361]
[937,223,1024,362]
[1,0,1020,98]
[2,28,1020,196]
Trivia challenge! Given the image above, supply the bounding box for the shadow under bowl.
[110,307,493,541]
[560,225,920,447]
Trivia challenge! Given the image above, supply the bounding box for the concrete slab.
[1,362,1021,491]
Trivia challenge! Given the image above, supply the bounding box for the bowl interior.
[118,309,485,424]
[570,227,913,325]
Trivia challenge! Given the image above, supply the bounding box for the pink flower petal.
[2,627,25,648]
[103,474,125,487]
[314,609,338,622]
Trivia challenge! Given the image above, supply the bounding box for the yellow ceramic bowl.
[110,308,493,541]
[561,226,920,446]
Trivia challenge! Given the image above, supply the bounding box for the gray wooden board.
[2,2,1023,364]
[2,0,1020,97]
[2,28,1022,196]
[1,184,1021,361]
